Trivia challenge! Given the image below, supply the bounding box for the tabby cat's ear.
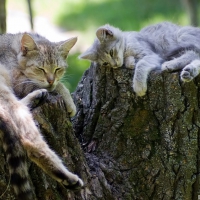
[79,49,97,61]
[21,33,38,56]
[58,37,77,59]
[96,27,113,43]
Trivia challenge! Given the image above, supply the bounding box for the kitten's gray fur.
[163,45,200,82]
[79,22,200,96]
[0,33,83,199]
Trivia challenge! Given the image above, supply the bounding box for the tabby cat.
[79,22,200,96]
[0,33,83,199]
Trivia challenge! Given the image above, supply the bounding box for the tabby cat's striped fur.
[0,33,83,199]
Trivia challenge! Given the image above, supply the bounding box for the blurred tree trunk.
[182,0,198,26]
[0,0,6,33]
[27,0,34,31]
[72,63,200,200]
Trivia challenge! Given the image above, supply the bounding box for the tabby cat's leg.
[23,136,84,189]
[180,59,200,82]
[20,89,82,188]
[55,82,76,117]
[133,55,162,96]
[162,50,199,72]
[20,89,48,109]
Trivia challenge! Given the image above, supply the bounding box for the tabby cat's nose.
[47,74,55,85]
[47,80,54,85]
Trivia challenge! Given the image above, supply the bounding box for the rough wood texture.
[73,63,200,200]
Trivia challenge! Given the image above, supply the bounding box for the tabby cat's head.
[17,33,77,91]
[79,24,124,68]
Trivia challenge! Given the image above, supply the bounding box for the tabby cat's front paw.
[133,80,147,96]
[180,65,198,82]
[67,102,77,117]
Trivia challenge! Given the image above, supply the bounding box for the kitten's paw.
[162,61,177,72]
[133,80,147,96]
[180,65,198,82]
[125,56,135,69]
[63,175,84,190]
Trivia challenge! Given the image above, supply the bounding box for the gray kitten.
[79,22,200,96]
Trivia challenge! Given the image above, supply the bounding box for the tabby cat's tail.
[0,118,35,200]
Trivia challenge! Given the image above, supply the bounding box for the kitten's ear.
[58,37,77,59]
[96,27,113,43]
[79,49,97,61]
[21,33,38,56]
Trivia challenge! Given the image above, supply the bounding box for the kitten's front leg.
[162,59,185,72]
[181,60,200,82]
[162,50,199,72]
[133,55,161,96]
[55,82,76,117]
[124,56,135,69]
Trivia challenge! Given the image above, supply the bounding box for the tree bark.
[72,63,200,199]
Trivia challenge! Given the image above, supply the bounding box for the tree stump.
[72,63,200,200]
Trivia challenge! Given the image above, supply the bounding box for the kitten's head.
[17,33,77,91]
[79,24,124,68]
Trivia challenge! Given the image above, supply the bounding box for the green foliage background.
[8,0,200,91]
